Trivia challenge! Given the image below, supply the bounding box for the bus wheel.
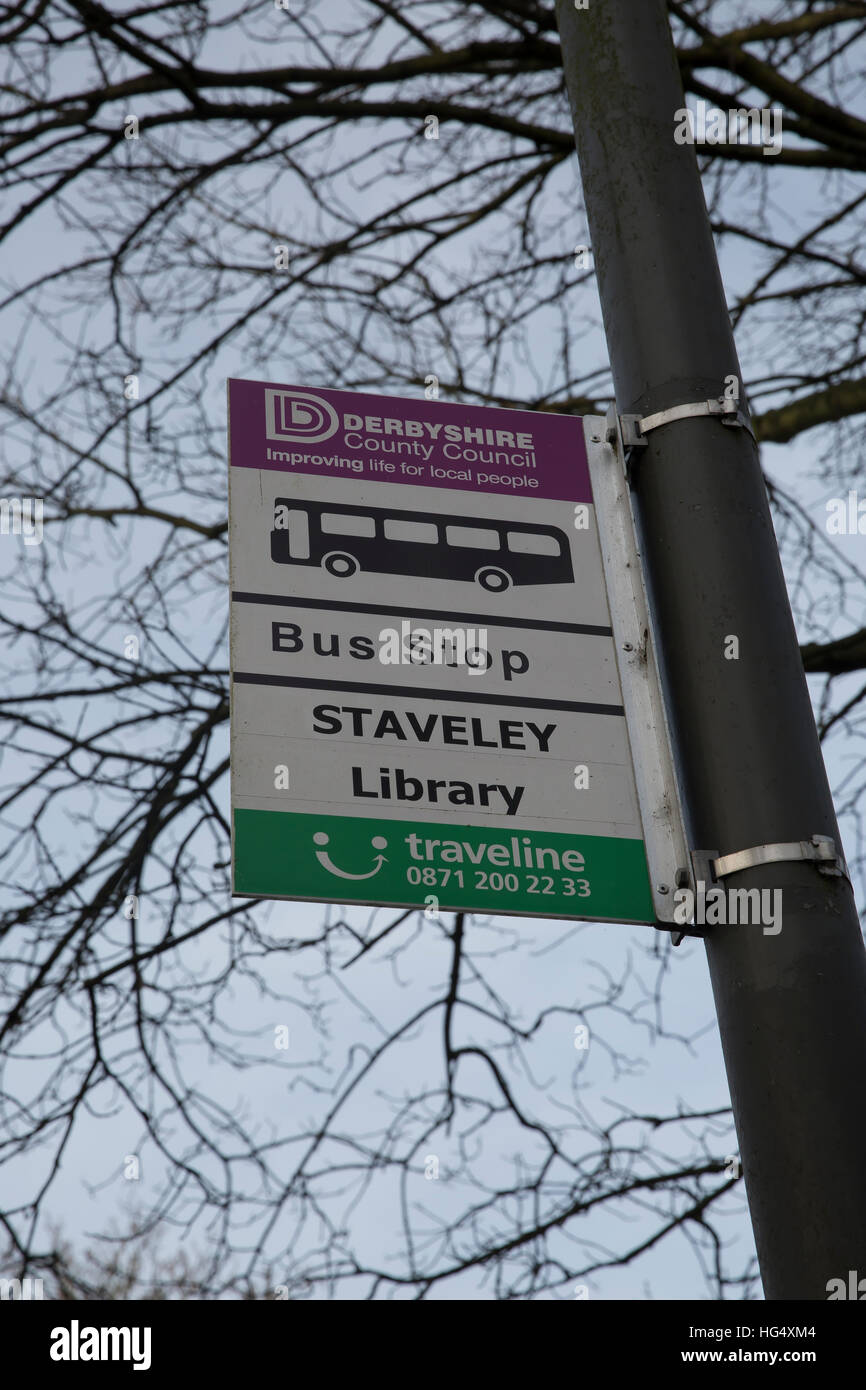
[323,552,359,578]
[476,566,511,592]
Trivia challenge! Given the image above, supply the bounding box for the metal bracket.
[669,839,850,945]
[610,396,756,450]
[712,834,849,882]
[584,414,694,931]
[691,848,721,888]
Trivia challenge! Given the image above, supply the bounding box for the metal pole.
[555,0,866,1299]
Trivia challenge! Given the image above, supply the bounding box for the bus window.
[384,518,438,544]
[283,508,310,559]
[506,530,561,556]
[321,512,375,537]
[445,525,500,551]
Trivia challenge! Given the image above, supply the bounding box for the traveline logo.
[49,1319,152,1371]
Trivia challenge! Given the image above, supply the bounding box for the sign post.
[555,0,866,1296]
[228,379,686,926]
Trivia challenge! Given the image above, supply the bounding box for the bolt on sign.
[228,379,678,925]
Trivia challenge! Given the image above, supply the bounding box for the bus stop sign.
[228,378,661,924]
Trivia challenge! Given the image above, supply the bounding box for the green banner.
[233,808,654,923]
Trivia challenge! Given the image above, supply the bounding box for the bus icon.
[270,498,574,591]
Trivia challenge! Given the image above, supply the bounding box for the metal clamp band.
[712,835,848,881]
[615,396,756,449]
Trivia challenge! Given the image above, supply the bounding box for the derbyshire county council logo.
[265,388,339,444]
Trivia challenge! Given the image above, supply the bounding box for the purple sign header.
[228,379,590,503]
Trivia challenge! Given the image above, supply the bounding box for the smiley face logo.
[313,831,388,880]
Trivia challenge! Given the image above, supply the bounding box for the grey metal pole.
[555,0,866,1299]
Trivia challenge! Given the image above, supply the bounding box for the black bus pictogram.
[270,498,574,591]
